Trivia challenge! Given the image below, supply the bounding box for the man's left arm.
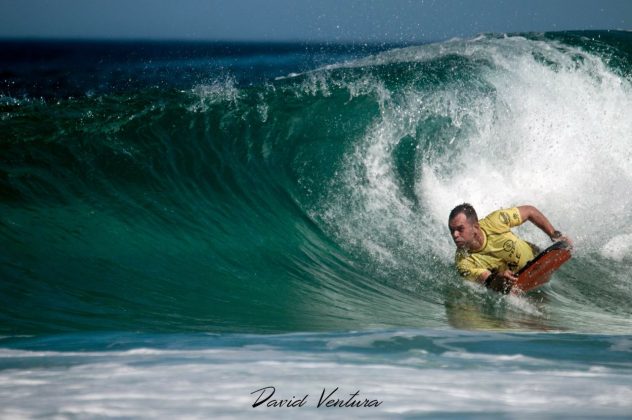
[517,205,572,245]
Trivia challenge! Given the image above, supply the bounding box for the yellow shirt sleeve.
[480,207,522,234]
[455,253,488,282]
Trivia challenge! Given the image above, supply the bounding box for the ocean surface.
[1,32,631,418]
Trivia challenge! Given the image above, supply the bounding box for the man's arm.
[479,270,517,294]
[456,258,515,292]
[517,205,571,244]
[479,205,571,293]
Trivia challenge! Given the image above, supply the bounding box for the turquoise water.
[1,32,631,417]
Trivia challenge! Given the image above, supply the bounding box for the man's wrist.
[484,274,494,288]
[550,230,562,241]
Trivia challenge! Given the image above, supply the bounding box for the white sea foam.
[188,76,241,112]
[316,35,632,288]
[418,37,632,261]
[601,233,632,262]
[1,339,630,419]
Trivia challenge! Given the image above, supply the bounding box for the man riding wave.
[448,204,572,293]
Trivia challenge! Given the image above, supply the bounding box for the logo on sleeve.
[500,212,510,224]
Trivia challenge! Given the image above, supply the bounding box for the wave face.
[2,32,632,335]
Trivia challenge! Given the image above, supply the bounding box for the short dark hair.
[449,203,478,224]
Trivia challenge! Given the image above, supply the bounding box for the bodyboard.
[514,241,571,292]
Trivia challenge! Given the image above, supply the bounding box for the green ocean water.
[3,32,632,335]
[1,31,631,418]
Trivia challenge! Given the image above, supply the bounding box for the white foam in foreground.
[1,342,631,419]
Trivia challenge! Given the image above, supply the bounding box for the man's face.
[448,213,477,250]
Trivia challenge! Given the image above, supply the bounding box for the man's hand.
[554,234,573,250]
[486,270,518,294]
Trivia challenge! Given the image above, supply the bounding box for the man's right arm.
[457,254,518,293]
[456,257,487,284]
[479,270,517,294]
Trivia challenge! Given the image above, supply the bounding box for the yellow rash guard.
[455,207,537,282]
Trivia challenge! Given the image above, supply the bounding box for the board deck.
[514,241,572,292]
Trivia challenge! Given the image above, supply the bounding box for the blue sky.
[0,0,631,42]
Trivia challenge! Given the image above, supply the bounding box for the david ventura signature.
[250,386,383,408]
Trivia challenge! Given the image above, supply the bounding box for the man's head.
[448,203,479,250]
